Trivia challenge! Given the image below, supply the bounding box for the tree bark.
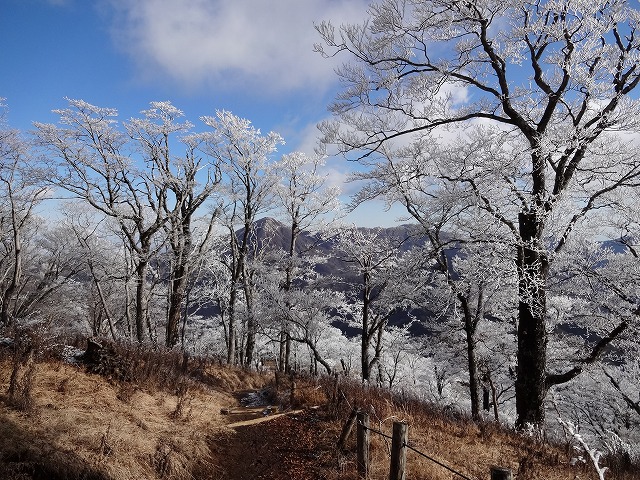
[243,278,257,368]
[87,261,117,341]
[279,220,298,373]
[515,211,548,430]
[460,294,481,421]
[166,264,187,348]
[1,193,23,327]
[226,282,238,365]
[361,270,372,383]
[166,212,188,348]
[166,217,191,348]
[134,259,148,344]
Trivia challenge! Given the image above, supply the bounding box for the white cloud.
[284,117,324,155]
[106,0,369,95]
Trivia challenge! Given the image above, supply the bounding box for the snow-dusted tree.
[334,226,425,383]
[438,239,517,421]
[0,105,50,327]
[62,205,131,339]
[35,99,221,346]
[198,111,283,365]
[35,99,170,343]
[374,327,418,390]
[260,272,345,375]
[316,0,640,429]
[17,221,93,333]
[546,216,640,455]
[273,151,341,372]
[187,232,233,354]
[126,102,223,348]
[347,137,517,419]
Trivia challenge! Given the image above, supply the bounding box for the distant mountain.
[240,217,437,336]
[246,217,425,254]
[240,217,430,280]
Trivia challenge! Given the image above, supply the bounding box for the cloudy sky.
[1,0,410,226]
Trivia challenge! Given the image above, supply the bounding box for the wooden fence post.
[389,421,408,480]
[490,466,513,479]
[357,412,370,478]
[337,407,359,452]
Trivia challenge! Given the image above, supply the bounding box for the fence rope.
[358,421,478,480]
[403,442,477,480]
[357,421,393,441]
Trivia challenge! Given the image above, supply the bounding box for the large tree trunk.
[279,331,292,373]
[361,272,372,383]
[279,221,298,373]
[166,207,200,349]
[240,219,256,368]
[166,262,187,348]
[243,279,256,368]
[460,295,480,421]
[226,284,238,364]
[134,260,148,344]
[361,331,371,382]
[1,200,23,327]
[515,211,549,430]
[225,227,244,365]
[466,327,480,420]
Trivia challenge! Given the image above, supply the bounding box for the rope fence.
[344,410,512,480]
[403,442,476,480]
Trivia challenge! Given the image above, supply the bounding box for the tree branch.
[545,320,628,388]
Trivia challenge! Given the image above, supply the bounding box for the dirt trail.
[212,408,337,480]
[225,408,305,428]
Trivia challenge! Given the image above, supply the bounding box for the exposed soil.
[212,408,345,480]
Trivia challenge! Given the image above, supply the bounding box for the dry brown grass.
[309,375,631,480]
[0,341,635,480]
[0,343,270,480]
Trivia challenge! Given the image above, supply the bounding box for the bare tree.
[35,99,222,346]
[63,207,128,339]
[0,109,49,327]
[316,0,640,429]
[35,99,173,343]
[273,152,341,372]
[260,275,341,376]
[334,226,423,383]
[198,111,283,365]
[126,102,222,348]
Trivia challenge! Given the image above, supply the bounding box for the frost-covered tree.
[35,100,222,346]
[63,205,133,339]
[260,273,343,375]
[0,104,50,327]
[316,0,640,429]
[127,102,222,348]
[334,226,426,383]
[546,221,640,456]
[438,240,517,420]
[35,100,171,343]
[198,111,283,365]
[273,152,341,372]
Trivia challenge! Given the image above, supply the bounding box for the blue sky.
[1,0,410,227]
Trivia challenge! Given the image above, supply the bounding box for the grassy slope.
[0,349,625,480]
[0,354,269,480]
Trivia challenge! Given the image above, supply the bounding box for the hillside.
[0,338,631,480]
[242,217,437,336]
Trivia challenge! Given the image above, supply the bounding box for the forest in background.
[2,1,640,476]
